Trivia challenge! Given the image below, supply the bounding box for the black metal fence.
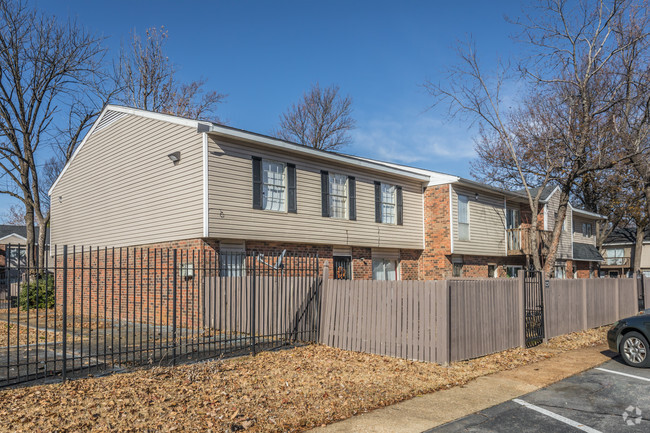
[523,270,545,348]
[0,245,321,387]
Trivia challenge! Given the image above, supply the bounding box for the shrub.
[18,275,55,310]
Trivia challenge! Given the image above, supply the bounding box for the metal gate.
[524,270,545,348]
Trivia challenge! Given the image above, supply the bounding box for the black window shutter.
[374,181,381,223]
[252,156,262,210]
[348,176,356,221]
[287,163,297,213]
[321,171,329,217]
[396,185,403,225]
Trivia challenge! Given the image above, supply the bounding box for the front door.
[333,256,352,280]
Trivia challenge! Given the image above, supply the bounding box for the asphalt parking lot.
[427,356,650,433]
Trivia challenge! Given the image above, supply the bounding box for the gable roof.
[48,105,430,195]
[603,227,650,245]
[0,225,49,244]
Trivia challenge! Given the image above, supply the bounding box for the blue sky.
[2,0,525,215]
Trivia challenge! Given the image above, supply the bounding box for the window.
[219,242,246,277]
[458,194,470,241]
[554,263,566,279]
[582,223,593,237]
[372,258,398,280]
[374,181,402,225]
[606,248,624,266]
[328,173,348,219]
[488,264,497,278]
[451,257,463,277]
[380,183,396,224]
[372,250,399,280]
[506,208,520,229]
[506,265,522,278]
[262,160,286,211]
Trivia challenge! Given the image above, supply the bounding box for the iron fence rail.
[0,245,320,387]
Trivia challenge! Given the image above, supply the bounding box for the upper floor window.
[582,223,593,237]
[252,157,296,213]
[506,208,520,229]
[458,194,470,241]
[329,173,349,219]
[554,211,568,231]
[374,182,403,225]
[321,171,356,220]
[262,160,286,211]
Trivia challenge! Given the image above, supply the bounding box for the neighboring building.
[0,225,49,301]
[48,105,605,281]
[601,228,650,277]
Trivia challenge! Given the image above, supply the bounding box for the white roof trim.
[206,125,430,181]
[571,207,607,219]
[0,233,26,242]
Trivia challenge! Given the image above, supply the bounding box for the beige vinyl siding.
[50,113,204,247]
[572,215,597,246]
[544,191,572,260]
[450,185,506,256]
[206,136,423,249]
[640,245,650,269]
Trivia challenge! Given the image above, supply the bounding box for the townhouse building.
[48,105,604,280]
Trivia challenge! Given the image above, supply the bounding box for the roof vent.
[94,110,127,133]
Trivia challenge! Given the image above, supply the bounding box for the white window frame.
[506,265,522,278]
[262,159,287,212]
[554,262,566,279]
[458,194,470,241]
[372,250,400,281]
[220,242,246,277]
[582,223,592,237]
[379,182,397,225]
[328,173,349,220]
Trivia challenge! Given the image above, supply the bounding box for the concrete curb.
[310,344,613,433]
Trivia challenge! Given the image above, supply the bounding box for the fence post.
[518,270,525,348]
[172,249,177,366]
[319,261,329,344]
[62,245,68,382]
[541,272,549,344]
[251,253,256,355]
[581,278,588,330]
[615,278,620,319]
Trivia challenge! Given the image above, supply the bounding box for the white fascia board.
[571,207,607,220]
[48,104,208,196]
[206,125,431,182]
[0,233,27,242]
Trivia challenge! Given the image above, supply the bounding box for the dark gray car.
[608,310,650,367]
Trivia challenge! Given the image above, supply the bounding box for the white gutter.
[449,184,454,254]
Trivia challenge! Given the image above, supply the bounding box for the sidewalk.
[310,344,613,433]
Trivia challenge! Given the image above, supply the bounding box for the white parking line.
[595,367,650,383]
[513,399,602,433]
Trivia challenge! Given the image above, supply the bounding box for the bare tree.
[427,0,650,272]
[426,40,551,270]
[1,204,25,225]
[0,0,108,269]
[115,27,226,122]
[276,83,355,151]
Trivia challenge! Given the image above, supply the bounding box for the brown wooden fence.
[319,266,641,364]
[544,278,639,338]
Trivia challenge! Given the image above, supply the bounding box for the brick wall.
[421,185,453,279]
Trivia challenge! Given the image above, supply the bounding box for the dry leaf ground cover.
[0,327,608,433]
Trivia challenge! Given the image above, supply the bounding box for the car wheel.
[620,331,650,368]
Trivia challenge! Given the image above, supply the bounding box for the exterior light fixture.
[474,193,479,201]
[168,151,181,165]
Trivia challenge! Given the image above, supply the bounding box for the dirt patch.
[0,327,609,433]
